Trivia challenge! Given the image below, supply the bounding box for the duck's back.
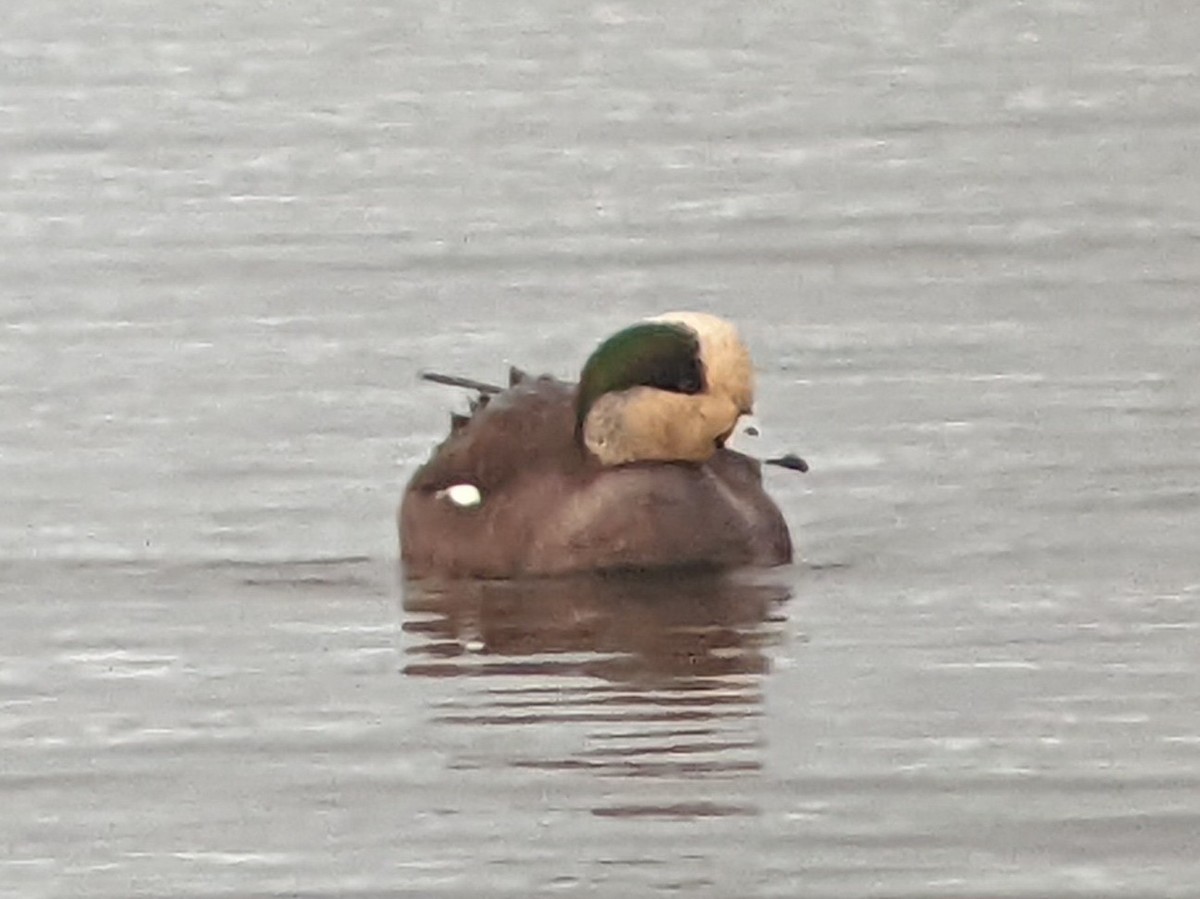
[406,376,581,493]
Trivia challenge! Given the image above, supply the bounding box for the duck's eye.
[437,483,482,508]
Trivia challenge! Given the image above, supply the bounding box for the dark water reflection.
[404,571,787,682]
[403,573,789,816]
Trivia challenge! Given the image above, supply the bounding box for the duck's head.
[647,311,755,414]
[576,311,755,466]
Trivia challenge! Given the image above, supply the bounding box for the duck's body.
[399,313,794,580]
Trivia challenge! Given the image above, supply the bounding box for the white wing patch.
[438,483,482,508]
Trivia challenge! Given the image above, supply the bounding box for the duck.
[399,312,798,580]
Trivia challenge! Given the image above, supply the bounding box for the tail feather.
[419,371,505,394]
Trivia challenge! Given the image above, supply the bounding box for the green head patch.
[575,321,706,433]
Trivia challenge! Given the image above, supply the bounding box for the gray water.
[4,1,1200,896]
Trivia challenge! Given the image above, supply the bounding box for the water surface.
[3,0,1200,895]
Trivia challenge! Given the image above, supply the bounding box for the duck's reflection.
[402,570,789,684]
[401,571,791,816]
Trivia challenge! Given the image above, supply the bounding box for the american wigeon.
[399,313,798,579]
